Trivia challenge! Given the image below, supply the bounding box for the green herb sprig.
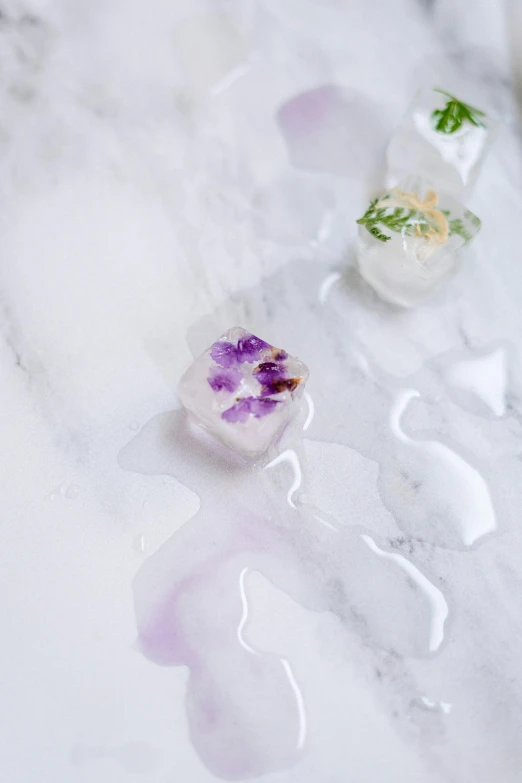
[357,198,478,244]
[440,209,479,243]
[431,89,486,134]
[356,198,428,243]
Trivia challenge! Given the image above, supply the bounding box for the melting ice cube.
[178,327,309,458]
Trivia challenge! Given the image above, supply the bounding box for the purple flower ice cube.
[178,326,309,458]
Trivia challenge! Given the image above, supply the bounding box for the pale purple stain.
[138,599,188,665]
[133,516,304,780]
[277,84,388,179]
[277,84,342,138]
[121,396,451,780]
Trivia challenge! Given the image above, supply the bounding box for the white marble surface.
[2,1,522,781]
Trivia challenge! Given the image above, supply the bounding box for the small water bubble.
[65,483,80,500]
[318,271,341,304]
[413,695,453,714]
[133,534,147,554]
[45,485,62,501]
[46,482,79,500]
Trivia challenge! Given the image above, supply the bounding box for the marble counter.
[2,1,522,781]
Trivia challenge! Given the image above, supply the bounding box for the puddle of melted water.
[121,413,307,778]
[360,534,448,653]
[381,389,497,548]
[117,258,506,778]
[120,404,446,777]
[137,550,305,779]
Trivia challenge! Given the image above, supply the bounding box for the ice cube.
[387,87,498,197]
[178,327,309,459]
[355,177,481,308]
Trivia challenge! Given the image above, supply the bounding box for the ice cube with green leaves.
[356,177,481,308]
[386,87,498,197]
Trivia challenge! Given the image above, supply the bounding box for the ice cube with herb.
[355,178,481,307]
[386,87,498,196]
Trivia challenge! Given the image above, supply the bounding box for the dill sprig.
[358,199,478,244]
[431,89,486,134]
[440,209,479,242]
[356,198,426,243]
[448,218,471,242]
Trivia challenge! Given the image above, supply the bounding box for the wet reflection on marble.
[443,345,508,417]
[118,258,517,778]
[361,534,448,653]
[383,388,497,547]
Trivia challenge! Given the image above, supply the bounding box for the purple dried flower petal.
[272,350,288,361]
[260,378,303,397]
[207,366,242,393]
[236,333,271,363]
[210,341,238,368]
[222,396,279,423]
[254,361,287,387]
[248,397,279,418]
[221,398,252,423]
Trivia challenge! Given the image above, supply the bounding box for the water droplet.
[45,485,62,501]
[443,346,508,417]
[64,483,79,500]
[318,271,341,304]
[302,391,315,431]
[211,62,251,95]
[133,534,147,555]
[46,482,79,500]
[413,696,453,714]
